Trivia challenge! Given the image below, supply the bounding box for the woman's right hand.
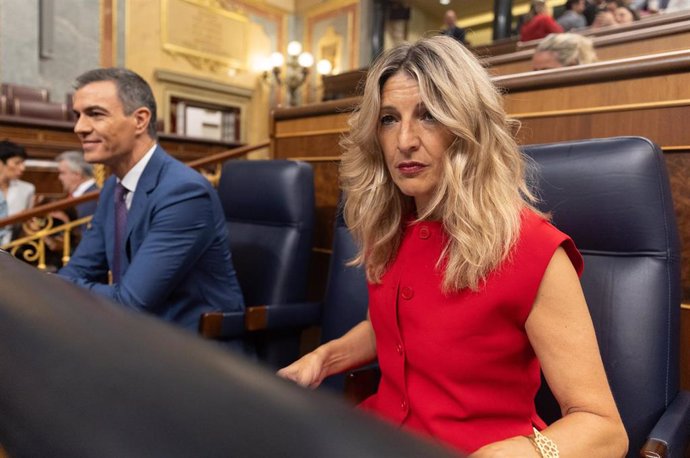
[277,350,327,389]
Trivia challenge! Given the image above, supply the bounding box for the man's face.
[72,80,138,168]
[57,161,84,194]
[444,11,456,27]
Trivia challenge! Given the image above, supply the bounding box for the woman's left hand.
[468,435,539,458]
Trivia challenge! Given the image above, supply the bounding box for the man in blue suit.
[59,68,244,331]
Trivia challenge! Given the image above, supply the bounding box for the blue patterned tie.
[113,182,128,283]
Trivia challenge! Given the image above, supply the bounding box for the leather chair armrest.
[344,364,380,405]
[245,301,322,331]
[198,310,245,339]
[199,301,322,338]
[641,390,690,458]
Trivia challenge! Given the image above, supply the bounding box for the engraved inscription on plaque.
[162,0,248,68]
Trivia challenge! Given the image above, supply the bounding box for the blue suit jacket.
[59,146,244,330]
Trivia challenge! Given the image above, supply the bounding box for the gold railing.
[0,141,270,270]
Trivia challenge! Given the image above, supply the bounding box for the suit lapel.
[124,146,167,253]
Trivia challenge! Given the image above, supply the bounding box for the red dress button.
[396,343,403,355]
[401,286,414,300]
[401,399,408,411]
[419,225,430,239]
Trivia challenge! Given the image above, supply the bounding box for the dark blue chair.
[523,136,690,458]
[319,206,370,393]
[199,159,317,368]
[333,137,690,457]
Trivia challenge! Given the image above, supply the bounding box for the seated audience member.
[532,33,598,70]
[557,0,588,31]
[441,9,469,46]
[56,150,99,219]
[583,0,606,25]
[0,191,9,245]
[591,10,618,27]
[0,140,35,244]
[520,0,564,41]
[58,68,244,332]
[665,0,690,12]
[614,5,639,22]
[278,35,628,457]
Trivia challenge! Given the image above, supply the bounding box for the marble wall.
[0,0,100,106]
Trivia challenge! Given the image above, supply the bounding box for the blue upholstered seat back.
[523,137,681,456]
[321,207,369,391]
[217,160,315,306]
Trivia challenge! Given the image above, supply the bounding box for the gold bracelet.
[528,427,559,458]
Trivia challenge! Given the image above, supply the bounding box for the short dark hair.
[565,0,582,9]
[74,67,158,139]
[0,140,27,164]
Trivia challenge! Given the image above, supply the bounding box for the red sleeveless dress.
[360,210,583,454]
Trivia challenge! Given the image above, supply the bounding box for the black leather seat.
[199,159,317,368]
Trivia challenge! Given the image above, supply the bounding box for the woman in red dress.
[278,35,627,458]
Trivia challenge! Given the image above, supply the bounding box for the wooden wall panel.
[514,105,690,146]
[273,133,342,160]
[682,306,690,390]
[663,154,690,301]
[504,75,690,115]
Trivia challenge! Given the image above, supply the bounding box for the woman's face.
[614,7,633,24]
[1,156,26,181]
[377,72,455,214]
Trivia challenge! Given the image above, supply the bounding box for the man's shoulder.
[152,149,214,197]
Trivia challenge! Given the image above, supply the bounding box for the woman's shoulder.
[518,207,583,275]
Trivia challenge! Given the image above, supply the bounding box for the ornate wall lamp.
[258,41,333,106]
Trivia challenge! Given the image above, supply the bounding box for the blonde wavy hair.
[340,35,539,293]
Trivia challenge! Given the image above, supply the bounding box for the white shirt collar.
[72,178,96,197]
[119,143,157,210]
[120,143,157,194]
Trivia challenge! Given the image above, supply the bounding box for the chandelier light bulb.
[316,59,333,75]
[287,41,303,56]
[298,52,314,68]
[269,52,285,68]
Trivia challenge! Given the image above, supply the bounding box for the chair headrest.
[523,137,679,254]
[218,160,314,225]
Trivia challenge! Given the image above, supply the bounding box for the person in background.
[532,33,598,70]
[441,9,469,46]
[55,150,99,219]
[614,5,639,22]
[278,35,627,457]
[520,0,564,42]
[591,9,618,27]
[558,0,588,30]
[0,140,35,244]
[58,68,244,332]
